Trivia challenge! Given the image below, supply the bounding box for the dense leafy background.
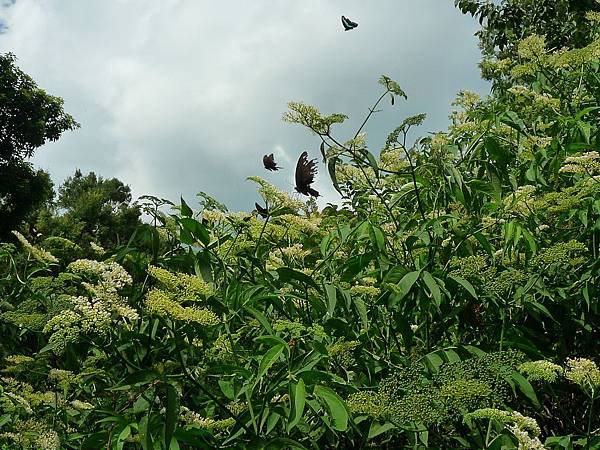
[1,1,600,449]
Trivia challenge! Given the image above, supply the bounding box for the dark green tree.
[0,161,54,240]
[38,169,142,249]
[455,0,600,58]
[0,52,79,240]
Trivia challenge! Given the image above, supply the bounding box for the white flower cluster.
[281,243,311,260]
[89,242,105,255]
[560,151,600,174]
[11,231,58,264]
[36,430,61,450]
[202,209,227,223]
[68,259,133,293]
[465,408,545,449]
[565,357,600,390]
[5,392,33,414]
[48,368,75,383]
[504,185,536,216]
[277,214,321,234]
[507,424,546,450]
[70,399,94,410]
[247,176,305,212]
[43,260,138,352]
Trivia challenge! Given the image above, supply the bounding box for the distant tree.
[38,170,142,249]
[0,52,79,240]
[0,161,54,239]
[455,0,600,58]
[0,53,79,161]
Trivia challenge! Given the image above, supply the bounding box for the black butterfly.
[263,153,281,171]
[341,15,358,31]
[255,202,269,218]
[295,151,319,197]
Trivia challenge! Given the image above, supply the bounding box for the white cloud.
[0,0,489,211]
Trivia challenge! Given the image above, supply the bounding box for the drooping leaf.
[314,385,349,431]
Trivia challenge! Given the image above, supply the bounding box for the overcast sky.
[0,1,490,211]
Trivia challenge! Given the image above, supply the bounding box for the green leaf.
[314,385,349,431]
[179,217,210,246]
[364,150,379,176]
[324,284,337,317]
[287,379,306,432]
[218,379,235,400]
[422,271,442,306]
[525,300,557,323]
[244,306,274,334]
[484,136,510,166]
[368,421,396,439]
[138,415,152,450]
[256,344,285,384]
[474,232,494,256]
[164,384,180,450]
[510,371,539,407]
[448,275,478,299]
[180,197,193,217]
[110,370,158,390]
[277,267,319,290]
[503,110,527,134]
[353,296,368,330]
[391,270,421,305]
[195,251,213,283]
[117,424,132,450]
[424,351,445,374]
[521,227,537,253]
[327,157,343,196]
[369,224,386,252]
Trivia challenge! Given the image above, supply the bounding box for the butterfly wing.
[295,151,319,197]
[263,153,280,171]
[255,202,269,218]
[341,15,358,31]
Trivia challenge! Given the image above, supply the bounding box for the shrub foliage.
[2,4,600,450]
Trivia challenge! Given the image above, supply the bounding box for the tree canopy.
[0,53,79,162]
[37,169,142,249]
[0,52,78,240]
[456,0,600,59]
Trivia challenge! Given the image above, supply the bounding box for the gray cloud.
[0,0,489,211]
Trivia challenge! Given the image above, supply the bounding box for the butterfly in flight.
[255,202,269,218]
[263,153,281,171]
[295,151,319,197]
[341,15,358,31]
